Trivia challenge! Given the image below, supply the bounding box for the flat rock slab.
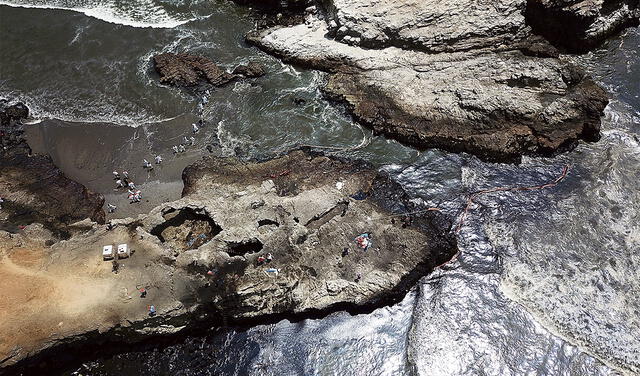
[249,20,609,161]
[1,150,456,371]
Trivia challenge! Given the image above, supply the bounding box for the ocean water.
[0,1,638,375]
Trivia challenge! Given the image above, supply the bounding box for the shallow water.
[1,1,638,375]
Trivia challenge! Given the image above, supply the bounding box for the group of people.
[172,119,206,155]
[109,155,164,209]
[256,252,273,265]
[107,93,212,213]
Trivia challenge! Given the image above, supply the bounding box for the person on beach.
[183,136,190,145]
[189,136,195,145]
[128,181,136,190]
[148,305,156,317]
[0,197,4,210]
[172,145,179,154]
[107,203,117,213]
[192,123,199,134]
[112,171,120,180]
[143,159,153,170]
[155,155,162,164]
[266,253,273,263]
[115,179,124,189]
[122,171,129,179]
[178,144,186,153]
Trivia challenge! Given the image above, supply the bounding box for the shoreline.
[1,150,458,373]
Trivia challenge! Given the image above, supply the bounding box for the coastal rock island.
[0,150,457,371]
[245,0,638,161]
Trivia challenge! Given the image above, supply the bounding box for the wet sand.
[25,115,219,219]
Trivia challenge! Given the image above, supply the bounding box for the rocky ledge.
[1,150,457,373]
[153,52,265,91]
[243,0,638,161]
[0,102,105,238]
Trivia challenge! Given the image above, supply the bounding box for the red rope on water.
[454,164,570,233]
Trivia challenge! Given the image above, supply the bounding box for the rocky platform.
[1,150,457,373]
[243,0,638,161]
[0,102,105,237]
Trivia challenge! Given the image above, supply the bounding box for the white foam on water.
[0,0,195,28]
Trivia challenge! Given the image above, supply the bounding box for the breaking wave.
[0,0,195,28]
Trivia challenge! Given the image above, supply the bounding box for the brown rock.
[232,61,266,77]
[153,52,236,88]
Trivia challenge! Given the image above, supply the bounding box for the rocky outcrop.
[152,53,266,90]
[323,0,531,52]
[526,0,640,52]
[232,61,267,77]
[0,102,105,237]
[248,19,609,161]
[1,150,456,373]
[241,0,637,161]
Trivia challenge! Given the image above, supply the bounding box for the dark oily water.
[0,0,637,375]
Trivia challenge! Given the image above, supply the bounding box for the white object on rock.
[117,243,130,259]
[102,245,114,260]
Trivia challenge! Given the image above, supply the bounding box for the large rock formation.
[152,53,265,90]
[526,0,640,51]
[0,102,105,236]
[1,150,456,373]
[242,0,637,161]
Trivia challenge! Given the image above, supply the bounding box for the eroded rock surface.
[152,53,266,90]
[1,150,456,372]
[248,20,609,161]
[0,102,105,236]
[526,0,640,51]
[242,0,638,161]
